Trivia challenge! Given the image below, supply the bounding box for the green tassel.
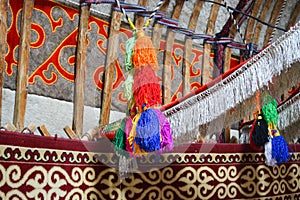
[125,33,137,72]
[262,99,278,125]
[122,70,134,102]
[113,118,127,151]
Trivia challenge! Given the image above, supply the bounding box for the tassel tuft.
[125,34,137,72]
[249,120,262,151]
[132,65,161,110]
[132,30,159,71]
[271,130,291,164]
[252,114,269,147]
[113,118,127,151]
[154,109,174,152]
[262,99,278,125]
[264,138,277,166]
[135,108,161,152]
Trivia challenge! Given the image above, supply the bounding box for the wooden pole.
[100,9,122,126]
[72,4,90,137]
[264,0,284,46]
[135,0,148,29]
[152,0,170,51]
[163,0,184,104]
[201,0,222,85]
[0,0,8,125]
[182,0,204,96]
[253,0,272,45]
[13,0,35,131]
[245,0,263,43]
[286,2,300,29]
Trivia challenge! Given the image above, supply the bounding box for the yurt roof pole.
[100,6,122,126]
[201,0,222,85]
[152,0,170,52]
[13,0,35,131]
[72,4,90,136]
[182,0,204,96]
[0,0,8,125]
[163,0,185,104]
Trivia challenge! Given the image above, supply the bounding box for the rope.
[202,0,287,32]
[115,0,136,30]
[222,0,247,45]
[114,0,164,30]
[268,0,287,43]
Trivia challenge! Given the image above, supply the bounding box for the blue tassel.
[272,134,291,164]
[135,108,160,152]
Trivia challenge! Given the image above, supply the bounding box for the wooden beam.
[286,2,300,29]
[163,0,185,104]
[0,0,8,125]
[100,10,122,126]
[135,0,148,29]
[72,5,90,137]
[152,0,170,51]
[245,0,263,43]
[264,0,284,46]
[182,0,204,96]
[13,0,35,131]
[201,0,222,85]
[38,124,51,136]
[253,0,273,45]
[64,125,77,139]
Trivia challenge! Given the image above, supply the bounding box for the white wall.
[1,88,125,138]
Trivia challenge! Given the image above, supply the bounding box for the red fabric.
[0,130,299,200]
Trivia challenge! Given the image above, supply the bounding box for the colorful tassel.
[122,70,135,109]
[249,120,262,151]
[135,108,161,152]
[125,33,137,72]
[127,113,146,156]
[125,116,134,154]
[113,118,127,151]
[264,138,277,167]
[262,98,290,165]
[252,114,269,147]
[154,109,174,152]
[132,65,161,110]
[271,130,291,164]
[132,30,159,71]
[262,99,278,125]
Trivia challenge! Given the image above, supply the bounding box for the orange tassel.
[132,30,159,71]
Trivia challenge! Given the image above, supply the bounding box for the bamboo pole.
[163,0,184,104]
[182,0,204,96]
[100,9,122,126]
[72,4,90,137]
[0,0,8,125]
[201,0,222,85]
[264,0,284,46]
[13,0,35,131]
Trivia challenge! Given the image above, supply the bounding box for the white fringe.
[277,92,300,130]
[164,22,300,141]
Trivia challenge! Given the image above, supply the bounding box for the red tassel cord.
[132,65,162,110]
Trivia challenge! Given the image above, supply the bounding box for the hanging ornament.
[262,98,291,165]
[250,113,269,150]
